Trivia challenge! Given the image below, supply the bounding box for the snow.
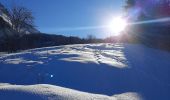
[0,43,170,100]
[4,58,44,65]
[0,84,142,100]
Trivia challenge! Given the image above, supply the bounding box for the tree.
[9,6,34,33]
[124,0,136,9]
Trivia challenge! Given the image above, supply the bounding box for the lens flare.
[130,17,170,25]
[108,17,127,36]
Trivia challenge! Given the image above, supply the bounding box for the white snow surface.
[0,43,170,100]
[0,83,141,100]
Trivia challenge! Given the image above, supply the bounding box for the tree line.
[0,33,106,52]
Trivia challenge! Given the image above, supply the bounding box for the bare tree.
[9,6,34,33]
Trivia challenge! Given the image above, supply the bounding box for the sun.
[108,17,127,36]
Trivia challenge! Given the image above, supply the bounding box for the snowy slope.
[0,83,141,100]
[0,43,170,100]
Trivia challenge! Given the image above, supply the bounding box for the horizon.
[1,0,125,38]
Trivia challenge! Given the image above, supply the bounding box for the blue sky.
[1,0,125,38]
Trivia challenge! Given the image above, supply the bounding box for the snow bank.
[0,84,141,100]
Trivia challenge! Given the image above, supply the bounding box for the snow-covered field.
[0,43,170,100]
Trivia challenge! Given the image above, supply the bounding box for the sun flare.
[108,17,127,36]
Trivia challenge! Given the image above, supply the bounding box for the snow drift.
[0,83,141,100]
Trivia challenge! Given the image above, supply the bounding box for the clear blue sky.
[1,0,125,38]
